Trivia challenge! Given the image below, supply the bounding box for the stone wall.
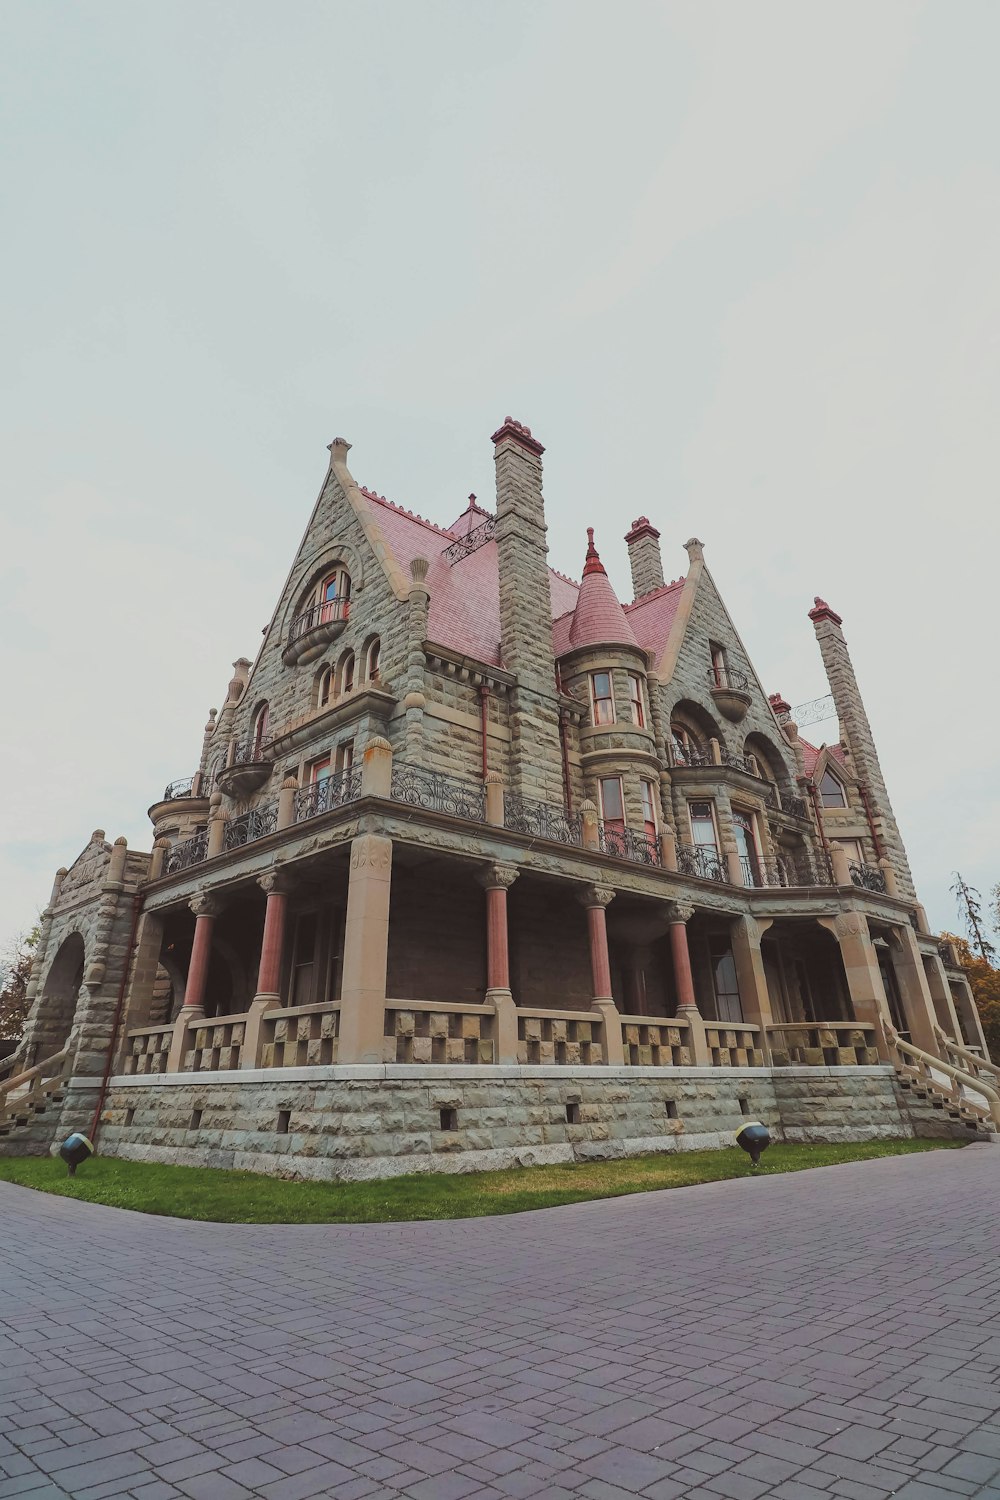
[94,1063,943,1182]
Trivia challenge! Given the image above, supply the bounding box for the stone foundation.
[88,1064,974,1182]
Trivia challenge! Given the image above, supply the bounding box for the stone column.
[818,911,890,1058]
[890,923,943,1056]
[337,832,393,1065]
[578,886,625,1065]
[242,872,291,1069]
[667,902,710,1064]
[730,915,775,1037]
[924,951,964,1040]
[477,862,519,1064]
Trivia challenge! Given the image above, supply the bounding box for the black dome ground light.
[735,1120,771,1169]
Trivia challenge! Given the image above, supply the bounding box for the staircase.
[893,1061,994,1136]
[0,1050,71,1142]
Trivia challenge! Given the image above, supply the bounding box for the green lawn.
[0,1138,961,1224]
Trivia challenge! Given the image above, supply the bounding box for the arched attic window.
[316,665,333,709]
[318,565,351,622]
[365,638,381,684]
[337,649,356,697]
[819,767,848,807]
[251,702,269,758]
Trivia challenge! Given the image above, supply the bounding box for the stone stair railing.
[932,1024,999,1089]
[884,1023,1000,1133]
[0,1049,71,1139]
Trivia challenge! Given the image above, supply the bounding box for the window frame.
[819,768,848,808]
[590,671,616,726]
[598,775,626,830]
[640,779,658,840]
[627,672,645,728]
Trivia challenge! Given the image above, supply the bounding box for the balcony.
[165,830,208,875]
[282,598,350,667]
[294,768,363,822]
[161,774,210,802]
[738,854,832,889]
[761,783,810,821]
[708,666,752,723]
[849,862,887,894]
[224,803,279,851]
[676,845,727,883]
[216,738,273,800]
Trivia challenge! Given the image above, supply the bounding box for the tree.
[941,932,1000,1058]
[951,872,997,964]
[0,927,39,1042]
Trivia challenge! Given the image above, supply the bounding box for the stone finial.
[153,837,170,849]
[328,437,352,460]
[768,691,791,716]
[808,596,843,626]
[281,775,299,790]
[579,798,598,813]
[92,830,106,843]
[204,708,218,732]
[490,416,545,456]
[582,527,606,578]
[114,836,127,846]
[483,769,505,785]
[366,736,392,752]
[410,556,430,585]
[684,538,704,563]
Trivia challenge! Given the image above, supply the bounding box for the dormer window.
[819,768,847,807]
[591,672,615,726]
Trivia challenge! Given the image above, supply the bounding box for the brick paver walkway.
[4,1148,1000,1500]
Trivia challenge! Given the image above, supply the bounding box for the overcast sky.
[3,0,998,945]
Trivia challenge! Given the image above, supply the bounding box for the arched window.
[317,666,333,709]
[819,768,847,807]
[365,638,381,683]
[251,702,269,758]
[671,721,705,766]
[318,566,351,623]
[337,650,356,697]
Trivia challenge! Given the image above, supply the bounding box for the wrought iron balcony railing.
[676,844,726,883]
[503,793,582,846]
[230,737,271,767]
[162,776,203,801]
[294,768,362,823]
[390,763,487,822]
[600,825,662,866]
[849,862,887,894]
[707,666,751,693]
[719,750,757,776]
[288,597,350,643]
[762,784,810,820]
[738,854,832,889]
[223,803,278,851]
[165,830,208,875]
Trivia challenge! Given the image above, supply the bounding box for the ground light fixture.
[59,1133,94,1176]
[735,1120,771,1169]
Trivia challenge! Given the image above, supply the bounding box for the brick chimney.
[625,517,665,599]
[491,417,563,801]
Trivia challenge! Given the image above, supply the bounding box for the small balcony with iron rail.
[282,597,351,667]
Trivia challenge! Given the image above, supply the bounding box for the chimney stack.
[625,516,665,599]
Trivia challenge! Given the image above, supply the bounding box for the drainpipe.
[858,781,886,861]
[479,684,490,778]
[88,892,144,1145]
[806,780,835,883]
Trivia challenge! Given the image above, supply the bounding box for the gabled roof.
[801,738,848,778]
[356,485,686,671]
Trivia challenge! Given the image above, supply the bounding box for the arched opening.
[251,701,269,758]
[364,637,381,685]
[315,664,334,710]
[337,649,356,697]
[669,699,721,767]
[819,766,848,807]
[37,932,85,1057]
[743,732,788,786]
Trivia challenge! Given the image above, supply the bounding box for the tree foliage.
[0,927,38,1042]
[951,872,997,964]
[940,932,1000,1058]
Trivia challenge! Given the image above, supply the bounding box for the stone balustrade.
[184,1014,247,1072]
[516,1009,605,1066]
[705,1023,765,1067]
[383,1001,495,1065]
[261,1003,340,1068]
[619,1016,693,1067]
[124,1023,175,1075]
[767,1021,879,1067]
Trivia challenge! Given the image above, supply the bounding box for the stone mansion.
[2,417,994,1172]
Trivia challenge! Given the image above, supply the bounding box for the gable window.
[628,673,645,728]
[365,639,381,683]
[319,567,351,623]
[710,643,728,687]
[819,768,847,807]
[599,777,625,833]
[591,672,615,725]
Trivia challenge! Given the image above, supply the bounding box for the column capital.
[350,833,392,874]
[258,868,294,896]
[666,900,695,925]
[477,861,519,891]
[579,884,615,910]
[189,892,222,919]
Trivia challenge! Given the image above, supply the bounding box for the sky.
[2,0,999,945]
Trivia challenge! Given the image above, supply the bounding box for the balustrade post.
[729,915,774,1046]
[878,858,899,898]
[148,837,169,882]
[580,798,600,851]
[578,886,625,1065]
[277,775,298,830]
[667,902,710,1065]
[338,833,393,1064]
[724,848,743,887]
[477,862,518,1063]
[660,825,678,872]
[484,770,505,827]
[207,794,227,858]
[830,843,852,886]
[360,736,393,798]
[709,738,723,767]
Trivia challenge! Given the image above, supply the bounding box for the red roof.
[360,489,684,670]
[801,738,847,777]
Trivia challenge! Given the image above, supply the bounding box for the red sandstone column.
[183,894,219,1017]
[477,863,519,1064]
[255,872,289,999]
[578,886,624,1065]
[667,901,710,1065]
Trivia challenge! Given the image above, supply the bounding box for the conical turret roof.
[567,529,640,651]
